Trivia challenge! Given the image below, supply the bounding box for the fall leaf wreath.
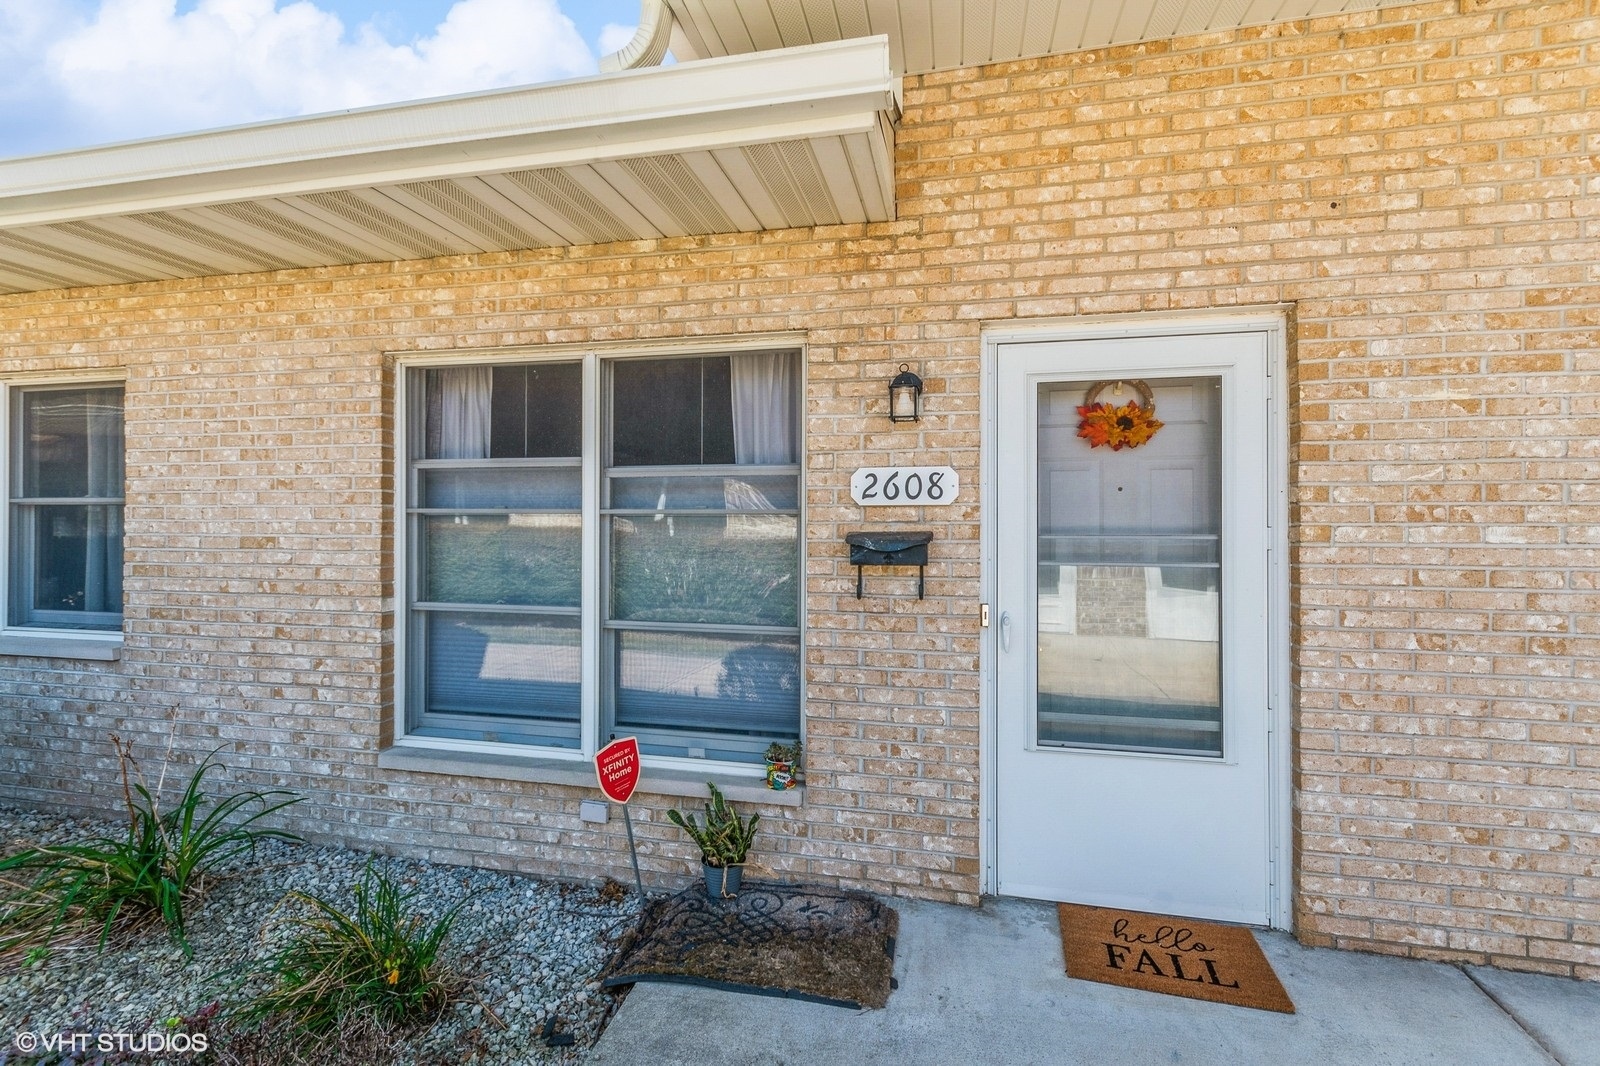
[1076,379,1164,450]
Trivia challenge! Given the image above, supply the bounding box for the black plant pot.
[702,861,743,898]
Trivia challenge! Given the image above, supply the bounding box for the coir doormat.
[1057,903,1294,1013]
[600,882,898,1010]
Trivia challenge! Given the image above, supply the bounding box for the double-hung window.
[403,348,801,766]
[7,383,125,632]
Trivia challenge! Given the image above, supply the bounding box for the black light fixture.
[888,363,923,423]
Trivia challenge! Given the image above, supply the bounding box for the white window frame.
[392,338,806,774]
[0,373,127,658]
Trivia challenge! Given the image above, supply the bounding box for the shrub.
[0,738,302,959]
[239,862,467,1035]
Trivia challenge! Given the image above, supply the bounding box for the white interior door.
[994,328,1278,926]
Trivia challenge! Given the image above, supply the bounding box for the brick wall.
[0,0,1595,977]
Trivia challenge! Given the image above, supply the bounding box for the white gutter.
[599,0,676,71]
[0,36,900,229]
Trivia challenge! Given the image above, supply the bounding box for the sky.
[0,0,646,160]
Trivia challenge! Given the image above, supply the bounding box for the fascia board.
[0,36,899,229]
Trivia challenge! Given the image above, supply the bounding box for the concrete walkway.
[589,896,1599,1066]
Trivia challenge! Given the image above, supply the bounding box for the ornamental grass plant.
[238,861,468,1037]
[0,737,302,960]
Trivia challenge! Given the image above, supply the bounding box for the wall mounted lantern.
[888,363,923,423]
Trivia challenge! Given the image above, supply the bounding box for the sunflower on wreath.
[1076,380,1164,450]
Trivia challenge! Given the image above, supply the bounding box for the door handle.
[999,611,1013,653]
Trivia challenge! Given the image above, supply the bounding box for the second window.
[405,348,802,764]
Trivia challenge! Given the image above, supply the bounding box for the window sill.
[377,745,803,807]
[0,635,122,661]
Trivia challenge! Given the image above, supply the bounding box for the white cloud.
[13,0,597,153]
[402,0,596,96]
[0,1,88,152]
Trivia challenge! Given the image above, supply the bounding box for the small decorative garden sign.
[595,737,645,894]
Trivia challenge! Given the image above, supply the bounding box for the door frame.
[979,309,1293,930]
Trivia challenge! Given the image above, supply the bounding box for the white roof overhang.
[663,0,1425,75]
[0,36,900,295]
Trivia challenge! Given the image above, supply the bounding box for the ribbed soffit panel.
[664,0,1421,75]
[0,38,899,296]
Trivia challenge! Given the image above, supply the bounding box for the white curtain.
[730,351,798,465]
[84,390,124,613]
[436,366,492,459]
[726,351,797,524]
[85,392,123,498]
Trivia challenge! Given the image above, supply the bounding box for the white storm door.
[994,329,1275,925]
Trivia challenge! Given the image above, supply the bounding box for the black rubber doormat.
[600,882,899,1009]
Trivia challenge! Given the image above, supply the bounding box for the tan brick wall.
[0,0,1595,977]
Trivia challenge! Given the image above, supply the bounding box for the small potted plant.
[763,740,801,791]
[666,782,760,898]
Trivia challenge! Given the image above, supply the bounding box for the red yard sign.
[595,737,642,804]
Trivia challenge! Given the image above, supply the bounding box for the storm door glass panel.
[1035,377,1222,756]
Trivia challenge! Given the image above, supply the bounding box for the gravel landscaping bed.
[0,804,645,1064]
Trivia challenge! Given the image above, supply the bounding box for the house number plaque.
[850,466,959,506]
